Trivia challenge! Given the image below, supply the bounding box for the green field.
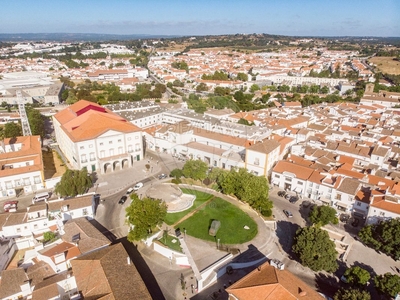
[164,188,213,225]
[157,234,182,253]
[176,197,258,244]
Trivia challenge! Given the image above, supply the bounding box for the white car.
[133,182,144,191]
[126,187,134,194]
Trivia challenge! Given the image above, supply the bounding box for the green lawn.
[164,188,213,225]
[157,234,182,253]
[176,197,258,244]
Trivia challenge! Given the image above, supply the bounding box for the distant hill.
[0,33,181,42]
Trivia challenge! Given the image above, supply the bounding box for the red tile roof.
[54,100,141,142]
[227,261,323,300]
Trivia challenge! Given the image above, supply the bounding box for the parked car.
[340,275,348,284]
[3,201,18,212]
[278,191,286,197]
[283,210,293,218]
[158,173,167,179]
[126,187,134,194]
[119,196,128,204]
[133,182,144,191]
[340,214,350,223]
[289,196,298,203]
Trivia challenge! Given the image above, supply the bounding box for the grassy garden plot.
[177,197,258,244]
[164,188,213,225]
[157,234,182,253]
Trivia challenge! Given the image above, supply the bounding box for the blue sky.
[0,0,399,37]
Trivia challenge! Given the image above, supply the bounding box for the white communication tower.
[16,90,32,136]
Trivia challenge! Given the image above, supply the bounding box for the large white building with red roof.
[53,100,143,173]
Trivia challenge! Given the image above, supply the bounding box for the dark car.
[351,218,360,227]
[118,196,128,204]
[340,214,350,223]
[289,196,298,203]
[278,191,286,197]
[158,173,167,179]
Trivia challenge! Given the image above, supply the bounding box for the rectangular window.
[336,193,341,200]
[109,141,113,144]
[135,143,140,151]
[356,202,361,206]
[285,177,292,182]
[82,208,88,215]
[5,181,12,189]
[274,174,280,178]
[14,179,21,186]
[100,150,105,158]
[100,142,103,146]
[89,144,93,148]
[24,178,31,185]
[90,153,95,161]
[118,139,122,143]
[128,145,133,153]
[34,224,38,229]
[297,181,303,185]
[254,158,260,166]
[33,176,41,184]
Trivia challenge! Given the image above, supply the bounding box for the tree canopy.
[343,266,371,286]
[236,72,248,81]
[374,273,400,298]
[309,205,338,226]
[126,194,167,242]
[292,226,338,272]
[182,159,208,181]
[333,288,371,300]
[196,82,208,92]
[215,168,272,217]
[27,108,46,139]
[4,122,22,138]
[171,61,189,73]
[54,169,93,197]
[358,218,400,260]
[202,71,229,81]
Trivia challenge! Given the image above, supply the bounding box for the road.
[92,151,185,239]
[268,187,400,298]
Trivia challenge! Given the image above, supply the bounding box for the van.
[32,192,50,204]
